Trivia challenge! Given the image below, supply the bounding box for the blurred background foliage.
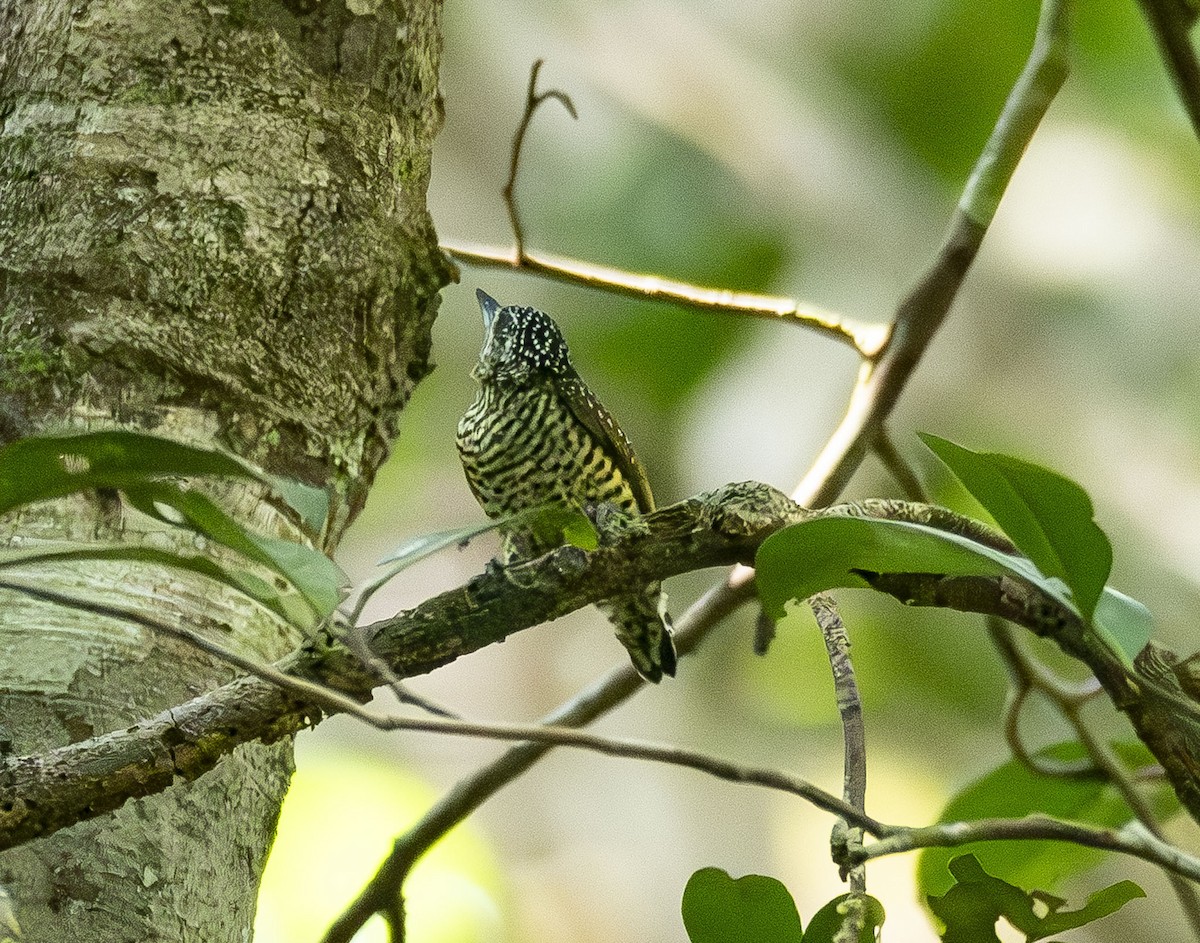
[257,0,1200,940]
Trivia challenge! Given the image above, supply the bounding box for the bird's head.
[471,289,572,384]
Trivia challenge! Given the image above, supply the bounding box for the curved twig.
[503,59,577,260]
[812,594,868,895]
[858,816,1200,885]
[1136,0,1200,141]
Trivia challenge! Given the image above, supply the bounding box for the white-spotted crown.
[474,289,572,381]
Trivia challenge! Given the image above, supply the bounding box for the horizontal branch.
[859,815,1200,886]
[0,482,800,851]
[1,482,1197,852]
[441,240,890,357]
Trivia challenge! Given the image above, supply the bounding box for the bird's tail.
[599,583,677,682]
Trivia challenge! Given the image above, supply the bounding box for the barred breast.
[457,381,639,534]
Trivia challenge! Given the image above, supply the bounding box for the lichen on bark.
[0,0,453,532]
[0,0,451,939]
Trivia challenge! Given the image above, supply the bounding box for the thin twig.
[0,580,879,831]
[442,240,887,355]
[812,594,867,897]
[988,618,1102,779]
[798,0,1070,508]
[1135,0,1200,141]
[0,578,377,719]
[857,816,1200,887]
[503,59,577,260]
[987,617,1200,937]
[872,426,929,502]
[341,623,460,719]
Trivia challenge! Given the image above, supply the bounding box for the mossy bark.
[0,0,450,939]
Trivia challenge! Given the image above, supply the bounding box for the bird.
[456,288,677,682]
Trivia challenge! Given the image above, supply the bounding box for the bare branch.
[441,240,887,355]
[503,59,577,260]
[1135,0,1200,142]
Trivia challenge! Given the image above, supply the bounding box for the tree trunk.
[0,0,450,938]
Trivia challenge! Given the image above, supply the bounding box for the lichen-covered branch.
[0,482,799,852]
[3,483,1199,860]
[863,572,1200,823]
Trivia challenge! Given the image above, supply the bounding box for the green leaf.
[919,435,1112,621]
[0,544,310,628]
[755,512,1150,665]
[378,505,598,570]
[1029,880,1145,940]
[123,481,345,619]
[378,519,506,567]
[755,515,1073,622]
[928,854,1143,942]
[0,431,344,626]
[1093,587,1154,664]
[524,504,599,552]
[681,868,803,943]
[269,475,330,535]
[928,855,1029,942]
[0,430,260,517]
[918,742,1180,899]
[801,893,885,943]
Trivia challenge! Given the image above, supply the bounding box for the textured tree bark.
[0,0,450,939]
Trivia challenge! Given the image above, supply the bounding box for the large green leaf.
[918,741,1180,899]
[0,430,343,626]
[0,543,312,628]
[755,515,1149,663]
[681,868,803,943]
[920,435,1112,621]
[0,430,327,535]
[756,515,1070,621]
[800,893,885,943]
[122,482,344,619]
[928,854,1143,942]
[0,430,258,516]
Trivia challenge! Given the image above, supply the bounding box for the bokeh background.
[256,1,1200,940]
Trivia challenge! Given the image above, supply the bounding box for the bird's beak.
[476,289,502,333]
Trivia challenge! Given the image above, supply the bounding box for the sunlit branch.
[441,240,887,356]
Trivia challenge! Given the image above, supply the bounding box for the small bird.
[456,289,677,682]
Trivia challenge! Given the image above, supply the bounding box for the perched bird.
[456,289,677,682]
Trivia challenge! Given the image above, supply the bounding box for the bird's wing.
[556,373,656,512]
